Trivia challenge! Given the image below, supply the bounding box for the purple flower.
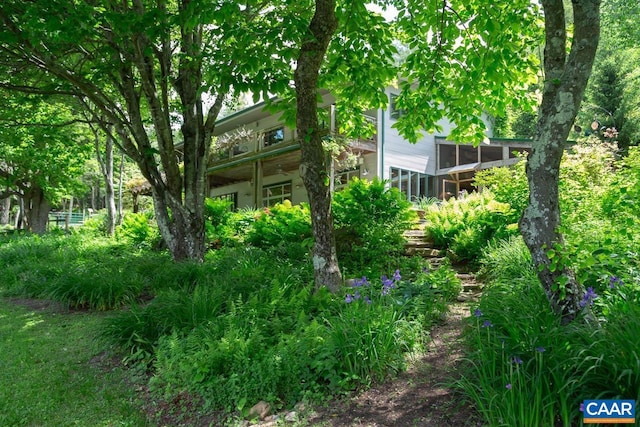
[473,308,483,318]
[354,290,361,300]
[345,294,353,303]
[580,403,584,412]
[364,296,372,304]
[481,320,493,328]
[353,276,371,287]
[505,383,512,390]
[535,346,546,353]
[579,287,598,308]
[381,274,395,288]
[609,276,623,289]
[510,356,523,365]
[393,269,402,281]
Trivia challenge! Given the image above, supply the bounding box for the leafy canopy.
[0,91,91,202]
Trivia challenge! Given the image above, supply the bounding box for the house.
[207,88,531,209]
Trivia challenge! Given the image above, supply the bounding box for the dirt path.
[306,302,482,427]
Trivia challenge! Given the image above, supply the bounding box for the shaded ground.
[305,303,482,427]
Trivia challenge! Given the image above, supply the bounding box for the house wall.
[207,88,514,209]
[379,88,454,179]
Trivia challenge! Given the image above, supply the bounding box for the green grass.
[0,300,149,427]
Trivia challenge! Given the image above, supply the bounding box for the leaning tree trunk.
[24,185,50,234]
[294,0,342,292]
[519,0,601,324]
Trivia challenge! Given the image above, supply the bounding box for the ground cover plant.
[0,179,464,420]
[103,249,460,413]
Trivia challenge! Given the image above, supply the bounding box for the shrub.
[116,212,160,248]
[423,192,516,263]
[246,201,312,259]
[602,145,640,226]
[332,177,417,273]
[204,197,235,246]
[474,159,528,222]
[78,211,109,236]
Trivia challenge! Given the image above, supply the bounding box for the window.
[459,144,478,165]
[334,167,360,191]
[481,146,503,162]
[390,167,433,201]
[212,192,238,211]
[438,144,457,169]
[262,181,292,207]
[389,94,404,120]
[264,127,285,147]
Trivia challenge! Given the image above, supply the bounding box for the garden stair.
[403,229,483,302]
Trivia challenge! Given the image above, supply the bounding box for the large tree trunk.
[519,0,601,324]
[294,0,342,292]
[24,185,50,234]
[152,189,205,261]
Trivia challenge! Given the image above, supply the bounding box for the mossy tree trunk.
[294,0,342,292]
[519,0,601,324]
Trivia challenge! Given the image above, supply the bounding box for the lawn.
[0,299,148,427]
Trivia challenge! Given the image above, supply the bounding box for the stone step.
[403,229,428,238]
[461,282,482,291]
[456,292,481,302]
[404,241,436,249]
[426,258,447,269]
[455,273,477,282]
[406,247,442,258]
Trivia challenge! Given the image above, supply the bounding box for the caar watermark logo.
[582,399,636,424]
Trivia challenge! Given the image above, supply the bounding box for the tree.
[517,0,600,324]
[390,0,600,323]
[0,92,91,233]
[291,0,397,291]
[88,123,118,236]
[294,0,342,291]
[0,0,300,261]
[577,0,640,151]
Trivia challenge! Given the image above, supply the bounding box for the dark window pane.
[439,145,456,169]
[459,144,478,165]
[481,146,503,162]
